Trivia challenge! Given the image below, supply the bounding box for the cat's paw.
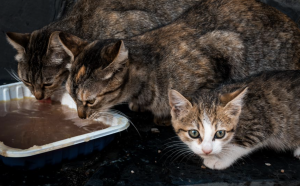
[213,159,232,170]
[203,157,232,170]
[128,102,145,112]
[294,147,300,159]
[153,117,172,126]
[203,157,219,169]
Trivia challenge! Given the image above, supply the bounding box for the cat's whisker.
[89,111,115,120]
[162,144,187,150]
[170,150,192,164]
[161,140,183,146]
[107,109,141,137]
[179,152,195,164]
[125,119,141,137]
[175,151,195,164]
[162,136,180,142]
[163,148,190,165]
[5,68,21,82]
[159,146,189,161]
[161,146,189,155]
[164,149,191,166]
[112,102,128,107]
[11,69,21,82]
[161,141,183,146]
[160,146,186,155]
[110,109,130,119]
[161,141,185,147]
[161,143,188,151]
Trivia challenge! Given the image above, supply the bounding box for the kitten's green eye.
[215,130,226,139]
[188,130,200,138]
[43,83,53,87]
[87,99,96,105]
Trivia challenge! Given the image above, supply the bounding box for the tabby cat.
[168,70,300,170]
[6,0,202,100]
[65,0,300,125]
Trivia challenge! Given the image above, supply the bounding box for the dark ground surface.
[0,103,299,186]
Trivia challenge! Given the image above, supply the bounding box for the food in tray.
[0,98,108,149]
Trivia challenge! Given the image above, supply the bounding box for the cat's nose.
[77,107,86,119]
[34,90,44,100]
[78,111,86,119]
[202,143,212,155]
[202,148,212,155]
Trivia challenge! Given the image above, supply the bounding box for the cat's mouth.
[38,97,52,103]
[199,153,216,158]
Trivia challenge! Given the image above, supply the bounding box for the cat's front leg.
[203,156,219,169]
[203,144,253,170]
[128,102,145,112]
[213,144,253,170]
[203,156,232,170]
[294,147,300,159]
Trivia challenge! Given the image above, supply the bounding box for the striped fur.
[67,0,300,125]
[169,71,300,170]
[6,0,203,100]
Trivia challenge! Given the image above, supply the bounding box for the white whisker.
[89,110,141,137]
[5,68,21,82]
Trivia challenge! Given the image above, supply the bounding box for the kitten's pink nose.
[202,148,212,155]
[202,143,212,155]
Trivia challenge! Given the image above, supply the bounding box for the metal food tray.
[0,82,129,169]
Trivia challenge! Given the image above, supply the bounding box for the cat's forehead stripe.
[192,121,199,130]
[78,89,83,101]
[76,65,86,83]
[202,111,213,142]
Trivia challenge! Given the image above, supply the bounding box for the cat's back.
[221,71,300,114]
[52,0,202,39]
[246,70,300,94]
[228,71,300,148]
[165,0,300,76]
[224,71,300,96]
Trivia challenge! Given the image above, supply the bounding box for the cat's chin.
[199,154,211,157]
[199,154,217,159]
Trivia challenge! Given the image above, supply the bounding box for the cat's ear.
[168,89,193,120]
[101,40,129,80]
[220,87,248,118]
[6,32,31,54]
[47,31,88,67]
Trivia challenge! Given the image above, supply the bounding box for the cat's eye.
[43,83,53,87]
[188,130,200,138]
[86,99,96,105]
[215,130,226,139]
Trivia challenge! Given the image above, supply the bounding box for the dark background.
[0,0,75,83]
[0,1,300,186]
[0,0,300,83]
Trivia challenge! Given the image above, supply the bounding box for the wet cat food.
[0,98,108,149]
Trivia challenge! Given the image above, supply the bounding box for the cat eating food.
[66,0,300,125]
[6,0,203,101]
[168,70,300,170]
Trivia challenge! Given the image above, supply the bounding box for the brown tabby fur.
[6,0,202,100]
[66,0,300,125]
[168,70,300,169]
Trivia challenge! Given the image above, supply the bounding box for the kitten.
[65,0,300,125]
[168,70,300,170]
[6,0,202,100]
